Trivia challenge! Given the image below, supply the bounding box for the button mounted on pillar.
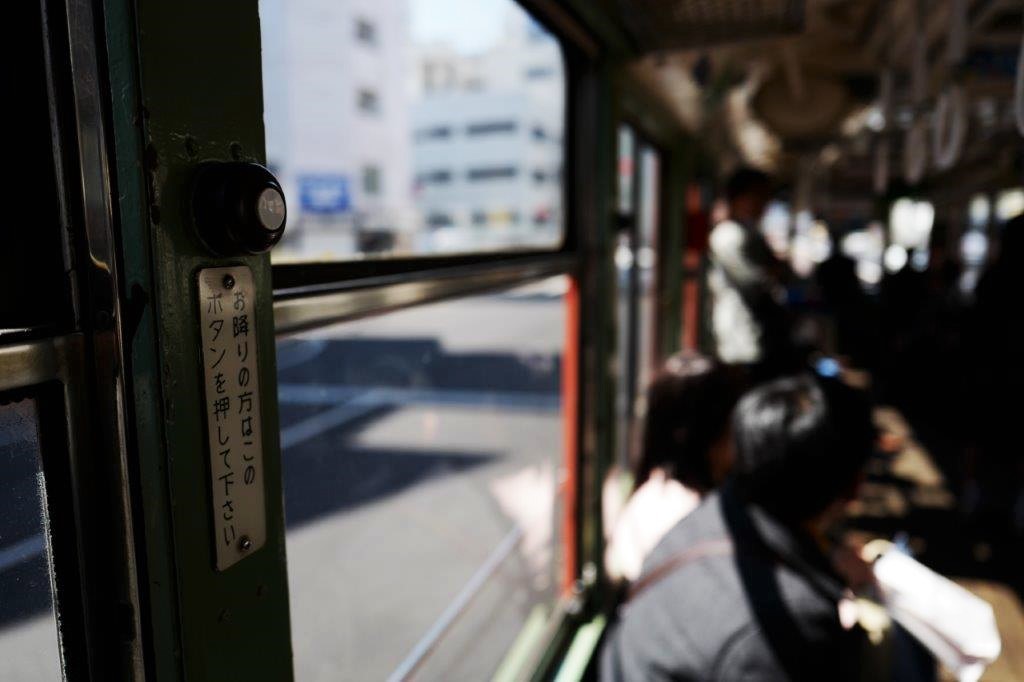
[193,162,287,256]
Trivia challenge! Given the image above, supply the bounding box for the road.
[0,283,568,681]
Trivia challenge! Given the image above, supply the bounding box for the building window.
[417,170,452,185]
[532,169,547,183]
[415,126,452,141]
[472,210,487,226]
[355,18,377,45]
[426,212,453,227]
[531,125,548,141]
[357,88,380,115]
[466,121,518,136]
[467,166,518,181]
[525,66,555,79]
[363,166,381,195]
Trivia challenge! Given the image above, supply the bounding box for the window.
[278,279,569,679]
[357,88,380,115]
[525,66,555,79]
[0,397,62,680]
[417,170,452,185]
[427,212,453,227]
[260,0,566,261]
[467,166,517,182]
[355,18,377,45]
[362,165,381,196]
[416,126,452,141]
[466,121,518,136]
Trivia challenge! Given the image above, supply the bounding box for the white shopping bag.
[873,549,1002,682]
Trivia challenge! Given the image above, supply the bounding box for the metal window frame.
[0,0,153,678]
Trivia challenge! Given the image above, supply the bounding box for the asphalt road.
[0,284,568,681]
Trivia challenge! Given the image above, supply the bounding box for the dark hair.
[725,167,773,203]
[731,374,875,522]
[634,352,739,493]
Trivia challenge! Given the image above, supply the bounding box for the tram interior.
[602,0,1024,679]
[1,0,1023,680]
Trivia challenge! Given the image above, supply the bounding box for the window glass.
[635,145,661,395]
[277,277,569,679]
[0,397,61,681]
[260,0,565,261]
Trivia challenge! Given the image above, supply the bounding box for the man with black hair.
[707,167,796,376]
[600,375,875,681]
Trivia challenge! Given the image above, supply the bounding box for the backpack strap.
[627,538,734,602]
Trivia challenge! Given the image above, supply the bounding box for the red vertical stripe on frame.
[561,277,580,594]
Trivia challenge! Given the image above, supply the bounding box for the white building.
[411,13,565,251]
[261,0,413,259]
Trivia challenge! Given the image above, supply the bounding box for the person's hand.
[830,539,876,592]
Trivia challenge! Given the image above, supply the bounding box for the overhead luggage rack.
[619,0,805,51]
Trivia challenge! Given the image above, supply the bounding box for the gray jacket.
[600,486,861,681]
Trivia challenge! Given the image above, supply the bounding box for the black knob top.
[193,162,287,256]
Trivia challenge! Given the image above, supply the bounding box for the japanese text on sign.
[198,266,266,570]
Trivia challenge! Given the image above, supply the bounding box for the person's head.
[634,351,740,493]
[724,167,774,224]
[730,374,875,525]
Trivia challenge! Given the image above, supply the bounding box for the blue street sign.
[299,174,351,214]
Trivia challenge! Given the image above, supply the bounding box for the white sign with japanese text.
[198,265,266,570]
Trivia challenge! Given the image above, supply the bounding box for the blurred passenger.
[964,214,1024,534]
[707,168,798,378]
[601,375,876,681]
[605,352,740,583]
[815,233,879,370]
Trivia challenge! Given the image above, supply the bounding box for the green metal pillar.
[103,1,293,678]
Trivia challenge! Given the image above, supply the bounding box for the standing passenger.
[601,375,875,681]
[707,168,796,377]
[605,352,739,583]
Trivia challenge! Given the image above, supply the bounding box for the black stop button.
[193,162,287,256]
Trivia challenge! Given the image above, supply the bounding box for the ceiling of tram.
[618,0,1023,206]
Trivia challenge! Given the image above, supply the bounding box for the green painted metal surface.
[102,0,184,677]
[105,1,293,678]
